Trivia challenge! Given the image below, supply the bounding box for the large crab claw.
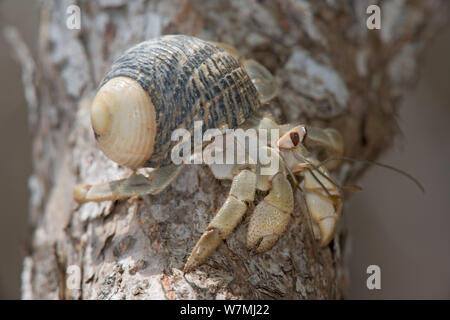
[247,173,294,252]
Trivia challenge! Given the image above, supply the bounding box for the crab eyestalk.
[90,76,157,169]
[277,125,307,150]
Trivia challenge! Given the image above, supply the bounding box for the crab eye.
[290,132,300,146]
[277,125,307,150]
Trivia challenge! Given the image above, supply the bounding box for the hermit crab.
[73,35,345,272]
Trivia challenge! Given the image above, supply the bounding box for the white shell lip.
[91,76,157,169]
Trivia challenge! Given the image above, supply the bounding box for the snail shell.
[91,35,261,169]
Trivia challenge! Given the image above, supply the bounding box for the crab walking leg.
[184,169,257,272]
[73,164,185,203]
[302,160,342,247]
[303,126,344,170]
[304,127,343,157]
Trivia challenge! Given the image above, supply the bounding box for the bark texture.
[16,0,448,299]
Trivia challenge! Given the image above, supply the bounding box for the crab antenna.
[318,156,425,194]
[278,151,300,186]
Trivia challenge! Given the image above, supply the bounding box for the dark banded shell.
[99,35,261,167]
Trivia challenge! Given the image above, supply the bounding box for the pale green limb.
[184,169,256,272]
[304,127,344,159]
[243,59,278,104]
[73,164,185,203]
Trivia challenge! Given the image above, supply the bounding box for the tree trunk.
[16,0,448,299]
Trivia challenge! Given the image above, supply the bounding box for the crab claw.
[247,204,289,252]
[247,173,294,253]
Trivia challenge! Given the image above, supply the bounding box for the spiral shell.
[91,76,156,169]
[91,35,261,169]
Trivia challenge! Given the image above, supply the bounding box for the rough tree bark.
[14,0,448,299]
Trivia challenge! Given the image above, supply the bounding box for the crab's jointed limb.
[247,172,294,252]
[185,144,297,271]
[73,164,185,203]
[247,147,294,253]
[184,169,257,272]
[302,159,342,247]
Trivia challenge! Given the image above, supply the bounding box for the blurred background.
[0,1,449,299]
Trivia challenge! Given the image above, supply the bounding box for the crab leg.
[303,127,344,170]
[302,160,342,247]
[73,164,185,203]
[304,127,343,158]
[301,126,344,245]
[184,169,256,272]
